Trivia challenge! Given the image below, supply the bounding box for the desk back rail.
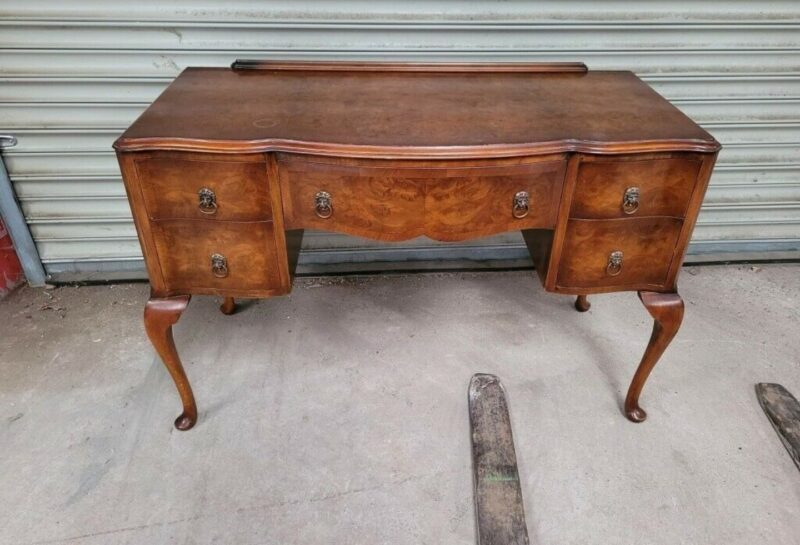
[230,59,589,73]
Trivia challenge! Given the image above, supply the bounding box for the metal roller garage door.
[1,1,798,280]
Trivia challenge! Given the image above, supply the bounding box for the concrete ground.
[0,265,798,545]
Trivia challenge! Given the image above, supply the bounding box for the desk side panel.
[117,151,168,293]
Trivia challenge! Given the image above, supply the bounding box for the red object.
[0,217,24,297]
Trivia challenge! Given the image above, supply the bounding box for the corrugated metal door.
[2,1,798,280]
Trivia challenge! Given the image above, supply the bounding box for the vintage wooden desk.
[114,61,720,431]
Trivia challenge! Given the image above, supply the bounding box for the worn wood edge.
[543,153,582,291]
[117,152,168,292]
[220,296,236,315]
[668,152,719,287]
[755,383,800,471]
[469,373,531,545]
[549,283,676,295]
[231,59,588,73]
[278,152,567,170]
[265,152,293,291]
[113,138,721,158]
[574,294,591,312]
[149,285,292,299]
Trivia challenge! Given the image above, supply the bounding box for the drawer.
[557,217,682,290]
[280,156,425,240]
[151,219,284,293]
[425,161,565,240]
[278,155,565,241]
[571,154,703,220]
[134,154,272,221]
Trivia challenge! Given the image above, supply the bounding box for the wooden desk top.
[115,62,719,158]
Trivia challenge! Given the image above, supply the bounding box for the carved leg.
[574,295,591,312]
[144,295,197,431]
[624,291,684,423]
[220,297,236,315]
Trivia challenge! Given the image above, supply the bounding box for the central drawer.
[278,154,567,241]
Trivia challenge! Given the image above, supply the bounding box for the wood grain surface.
[150,219,287,296]
[143,295,196,430]
[624,291,685,422]
[114,64,719,157]
[571,154,703,219]
[279,154,566,241]
[556,217,683,291]
[134,152,273,221]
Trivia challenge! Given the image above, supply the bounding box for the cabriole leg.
[220,297,236,315]
[624,291,684,423]
[574,295,591,312]
[143,295,197,431]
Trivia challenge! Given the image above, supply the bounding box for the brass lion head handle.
[198,187,218,215]
[211,253,228,278]
[622,187,640,215]
[606,250,623,276]
[315,190,333,219]
[512,191,530,219]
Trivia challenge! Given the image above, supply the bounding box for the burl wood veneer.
[114,61,719,430]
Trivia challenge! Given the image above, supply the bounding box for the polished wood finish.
[114,62,720,429]
[134,152,272,222]
[521,229,553,287]
[150,219,285,295]
[233,59,587,73]
[535,151,718,295]
[143,295,196,430]
[279,154,566,242]
[624,291,684,422]
[117,153,170,295]
[556,217,683,291]
[118,148,293,300]
[666,154,719,284]
[571,154,703,219]
[533,154,583,290]
[220,297,236,315]
[574,295,591,312]
[114,65,718,157]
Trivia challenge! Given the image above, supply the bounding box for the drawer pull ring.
[512,191,530,219]
[211,253,228,278]
[315,190,333,219]
[606,251,624,276]
[622,187,640,215]
[198,188,218,214]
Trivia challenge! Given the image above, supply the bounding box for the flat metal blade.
[756,383,800,471]
[469,374,530,545]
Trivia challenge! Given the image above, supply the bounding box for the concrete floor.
[0,265,798,545]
